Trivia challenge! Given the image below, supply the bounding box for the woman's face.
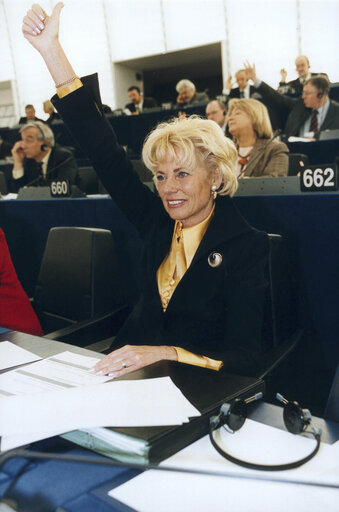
[155,156,220,228]
[228,108,254,138]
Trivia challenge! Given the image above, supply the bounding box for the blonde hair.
[43,100,55,113]
[227,98,273,139]
[142,115,238,197]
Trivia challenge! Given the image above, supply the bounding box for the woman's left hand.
[92,344,178,378]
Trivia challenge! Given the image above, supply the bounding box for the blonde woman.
[23,3,269,377]
[228,98,289,178]
[43,99,60,124]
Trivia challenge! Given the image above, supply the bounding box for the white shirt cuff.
[12,168,24,180]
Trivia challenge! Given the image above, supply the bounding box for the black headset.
[317,91,324,99]
[209,392,321,471]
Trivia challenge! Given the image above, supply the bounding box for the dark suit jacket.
[125,97,157,113]
[18,116,45,125]
[277,73,319,98]
[242,139,289,177]
[228,85,257,99]
[12,145,79,192]
[257,81,339,138]
[52,74,269,376]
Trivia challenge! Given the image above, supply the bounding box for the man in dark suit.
[223,70,258,100]
[246,64,339,139]
[11,120,79,192]
[125,85,157,114]
[18,104,44,124]
[277,55,321,99]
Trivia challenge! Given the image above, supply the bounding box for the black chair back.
[77,166,99,195]
[0,171,8,195]
[257,233,299,379]
[34,227,123,333]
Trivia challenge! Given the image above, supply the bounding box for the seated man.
[11,120,79,191]
[0,228,43,336]
[278,55,322,99]
[125,86,157,114]
[205,100,227,134]
[175,79,209,108]
[18,104,44,124]
[223,69,257,100]
[246,64,339,140]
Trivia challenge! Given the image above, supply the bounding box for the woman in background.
[43,99,61,124]
[227,98,289,178]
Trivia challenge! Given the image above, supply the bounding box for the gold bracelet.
[56,78,83,99]
[55,75,79,89]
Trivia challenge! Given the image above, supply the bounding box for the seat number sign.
[50,180,71,197]
[300,165,338,192]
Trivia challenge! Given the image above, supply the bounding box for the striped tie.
[310,109,319,138]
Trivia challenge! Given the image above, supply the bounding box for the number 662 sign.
[300,165,338,192]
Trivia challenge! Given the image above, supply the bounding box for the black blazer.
[52,74,269,376]
[257,81,339,138]
[12,145,79,192]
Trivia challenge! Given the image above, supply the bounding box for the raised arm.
[22,3,161,237]
[243,61,296,113]
[22,3,75,87]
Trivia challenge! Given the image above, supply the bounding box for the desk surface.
[0,332,337,512]
[0,331,264,512]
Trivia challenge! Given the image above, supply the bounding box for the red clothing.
[0,228,43,336]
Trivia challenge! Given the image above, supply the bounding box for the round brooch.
[208,252,223,268]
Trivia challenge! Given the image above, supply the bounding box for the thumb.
[51,2,64,21]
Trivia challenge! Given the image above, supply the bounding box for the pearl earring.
[211,185,217,200]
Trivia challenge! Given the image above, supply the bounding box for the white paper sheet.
[0,341,41,370]
[0,351,110,397]
[108,467,339,512]
[0,376,200,442]
[161,420,339,485]
[109,424,339,512]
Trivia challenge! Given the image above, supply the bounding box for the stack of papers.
[0,350,199,451]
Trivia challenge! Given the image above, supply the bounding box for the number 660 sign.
[300,165,338,192]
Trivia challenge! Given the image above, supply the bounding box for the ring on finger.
[121,360,127,369]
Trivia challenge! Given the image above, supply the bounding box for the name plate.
[50,180,71,197]
[300,165,338,192]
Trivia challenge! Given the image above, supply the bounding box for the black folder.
[62,362,265,465]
